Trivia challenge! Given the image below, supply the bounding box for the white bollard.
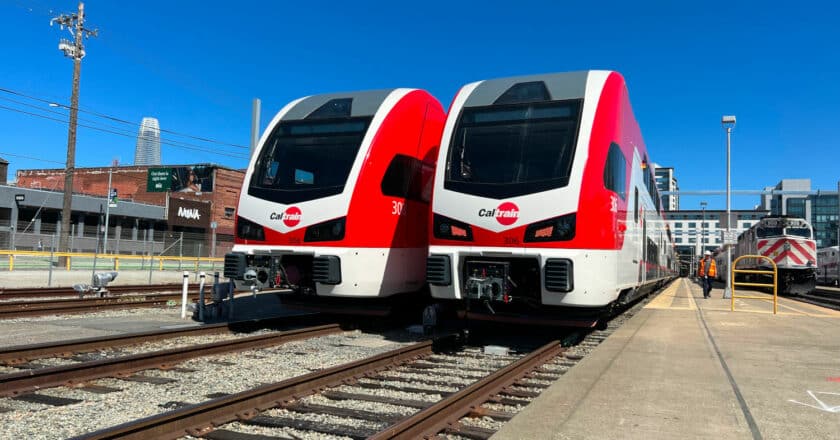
[181,271,189,319]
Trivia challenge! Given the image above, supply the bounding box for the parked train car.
[224,89,446,308]
[817,246,839,286]
[731,216,817,295]
[425,71,676,326]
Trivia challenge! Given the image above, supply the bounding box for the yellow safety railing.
[0,250,223,272]
[731,254,778,314]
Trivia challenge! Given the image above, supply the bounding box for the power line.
[0,103,250,160]
[0,150,65,165]
[0,95,249,156]
[0,86,250,150]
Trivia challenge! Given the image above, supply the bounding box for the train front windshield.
[248,118,371,204]
[445,100,582,199]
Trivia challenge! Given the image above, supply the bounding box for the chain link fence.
[0,219,234,258]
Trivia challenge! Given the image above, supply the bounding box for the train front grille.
[544,258,573,292]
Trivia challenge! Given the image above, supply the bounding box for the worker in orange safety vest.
[698,250,717,298]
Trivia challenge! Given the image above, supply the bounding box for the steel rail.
[72,339,437,440]
[0,293,199,319]
[0,322,231,364]
[0,315,323,364]
[0,323,342,397]
[369,340,565,440]
[0,284,195,299]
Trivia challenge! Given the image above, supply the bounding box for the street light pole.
[103,167,112,254]
[700,201,707,254]
[722,115,736,299]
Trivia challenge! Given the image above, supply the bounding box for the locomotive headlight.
[433,214,473,241]
[304,217,346,242]
[524,213,576,243]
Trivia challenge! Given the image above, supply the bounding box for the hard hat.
[704,250,712,256]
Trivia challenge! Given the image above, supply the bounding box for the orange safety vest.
[698,258,717,277]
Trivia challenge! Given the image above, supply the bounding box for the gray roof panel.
[282,89,397,120]
[463,71,593,107]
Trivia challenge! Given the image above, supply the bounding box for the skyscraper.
[134,117,161,165]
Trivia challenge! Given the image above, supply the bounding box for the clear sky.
[1,0,838,210]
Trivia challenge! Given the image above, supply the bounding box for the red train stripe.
[760,239,785,256]
[790,240,814,262]
[757,240,768,249]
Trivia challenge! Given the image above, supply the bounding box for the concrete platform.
[493,278,840,440]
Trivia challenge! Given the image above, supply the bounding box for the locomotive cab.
[225,89,445,300]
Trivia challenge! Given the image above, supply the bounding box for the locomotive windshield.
[445,100,582,199]
[248,118,371,204]
[785,227,811,238]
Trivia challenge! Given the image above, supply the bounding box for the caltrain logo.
[478,202,520,226]
[269,207,302,227]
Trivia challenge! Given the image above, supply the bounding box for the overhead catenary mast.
[51,2,97,258]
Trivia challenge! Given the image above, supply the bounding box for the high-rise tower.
[134,117,161,165]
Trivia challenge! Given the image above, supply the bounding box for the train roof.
[281,89,399,120]
[460,70,613,107]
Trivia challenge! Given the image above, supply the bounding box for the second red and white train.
[425,71,677,325]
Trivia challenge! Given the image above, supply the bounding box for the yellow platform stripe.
[646,278,696,310]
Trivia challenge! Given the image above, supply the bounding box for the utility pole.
[51,2,97,261]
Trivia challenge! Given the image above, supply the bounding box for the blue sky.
[1,0,838,210]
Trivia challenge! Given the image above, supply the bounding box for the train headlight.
[433,214,473,241]
[304,217,346,242]
[236,216,266,241]
[524,213,576,243]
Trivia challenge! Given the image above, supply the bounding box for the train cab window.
[445,100,582,199]
[381,154,432,203]
[249,118,372,204]
[756,226,783,238]
[786,227,811,238]
[603,142,626,200]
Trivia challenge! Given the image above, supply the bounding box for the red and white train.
[425,71,677,326]
[719,216,817,295]
[224,89,445,306]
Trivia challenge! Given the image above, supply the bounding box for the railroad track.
[0,323,342,397]
[794,288,840,311]
[0,293,200,319]
[0,283,197,300]
[71,284,658,440]
[0,314,325,366]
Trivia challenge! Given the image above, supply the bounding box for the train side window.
[634,187,639,223]
[381,154,429,203]
[603,142,627,200]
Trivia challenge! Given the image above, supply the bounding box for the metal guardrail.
[0,250,223,272]
[731,254,778,314]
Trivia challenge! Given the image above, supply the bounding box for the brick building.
[16,164,244,239]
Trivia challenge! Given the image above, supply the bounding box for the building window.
[675,222,682,228]
[688,222,696,228]
[786,198,806,218]
[224,207,235,218]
